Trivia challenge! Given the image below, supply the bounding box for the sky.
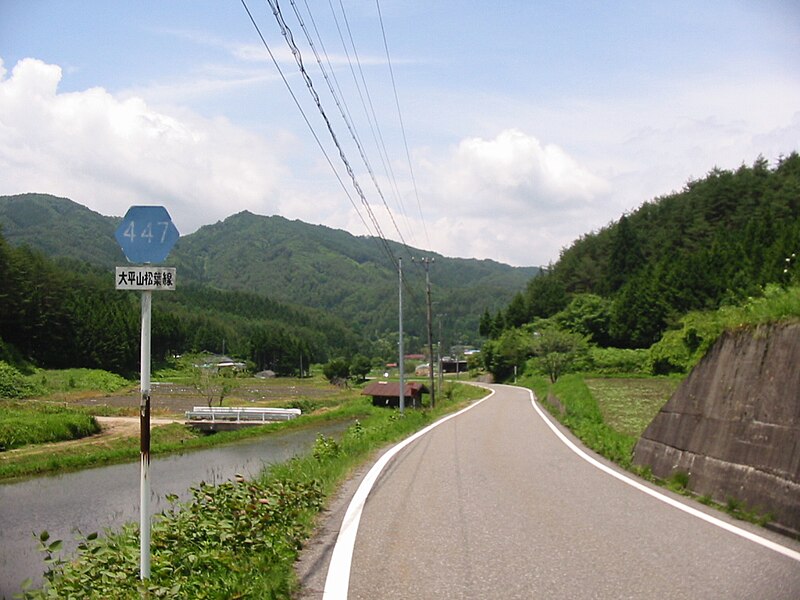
[0,1,798,267]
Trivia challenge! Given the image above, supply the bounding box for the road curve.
[300,384,800,599]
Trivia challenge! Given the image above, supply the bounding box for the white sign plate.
[116,267,177,291]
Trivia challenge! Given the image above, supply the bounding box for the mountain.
[0,194,537,347]
[0,193,126,266]
[494,153,800,349]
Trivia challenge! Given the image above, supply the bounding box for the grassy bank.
[520,373,780,527]
[19,382,487,598]
[521,374,680,469]
[0,398,372,482]
[0,401,101,452]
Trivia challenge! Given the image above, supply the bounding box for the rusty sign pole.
[139,290,152,580]
[114,206,180,583]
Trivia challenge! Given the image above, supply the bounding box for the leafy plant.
[312,434,340,462]
[0,361,42,399]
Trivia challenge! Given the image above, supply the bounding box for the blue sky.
[1,1,798,266]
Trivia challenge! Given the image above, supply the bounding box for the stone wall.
[633,323,800,535]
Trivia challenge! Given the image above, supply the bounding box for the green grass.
[520,374,678,470]
[0,400,369,482]
[29,369,131,395]
[583,377,680,438]
[18,382,488,598]
[519,372,782,529]
[0,401,101,451]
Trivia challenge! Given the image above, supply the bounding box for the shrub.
[588,347,649,374]
[0,362,42,399]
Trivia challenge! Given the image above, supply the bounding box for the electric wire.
[239,0,374,241]
[241,0,427,309]
[263,0,399,270]
[333,0,414,247]
[376,0,430,249]
[299,0,415,249]
[287,0,413,253]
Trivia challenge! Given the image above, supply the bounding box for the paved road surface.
[297,384,800,599]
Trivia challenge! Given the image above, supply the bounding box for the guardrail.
[185,406,301,423]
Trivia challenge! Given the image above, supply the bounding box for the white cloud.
[0,57,289,233]
[415,129,610,265]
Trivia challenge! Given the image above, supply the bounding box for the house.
[362,381,430,408]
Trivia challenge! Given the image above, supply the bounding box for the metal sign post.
[139,290,152,579]
[115,206,179,581]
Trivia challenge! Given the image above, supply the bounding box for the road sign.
[115,205,180,264]
[113,205,179,580]
[116,266,176,290]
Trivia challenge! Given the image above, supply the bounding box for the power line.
[327,0,415,247]
[238,0,374,240]
[241,0,427,308]
[376,0,430,249]
[287,0,413,252]
[264,0,399,270]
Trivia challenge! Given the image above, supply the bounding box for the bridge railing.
[185,406,301,423]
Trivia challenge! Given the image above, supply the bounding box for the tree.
[323,357,350,384]
[524,272,568,320]
[505,292,529,328]
[350,354,371,382]
[482,328,533,381]
[530,327,588,383]
[604,214,644,294]
[609,269,668,348]
[192,365,233,407]
[554,293,613,346]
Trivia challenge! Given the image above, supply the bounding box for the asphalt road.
[297,384,800,599]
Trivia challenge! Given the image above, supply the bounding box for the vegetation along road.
[299,384,800,599]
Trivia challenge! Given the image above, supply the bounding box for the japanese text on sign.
[115,267,177,291]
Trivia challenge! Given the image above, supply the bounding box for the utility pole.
[398,258,405,413]
[414,257,435,408]
[437,313,446,398]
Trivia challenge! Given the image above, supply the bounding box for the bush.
[26,476,325,599]
[588,347,649,374]
[647,283,800,374]
[0,362,42,399]
[322,358,350,382]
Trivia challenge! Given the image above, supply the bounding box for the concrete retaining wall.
[633,323,800,535]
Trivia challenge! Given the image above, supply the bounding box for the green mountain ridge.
[493,153,800,351]
[0,193,537,347]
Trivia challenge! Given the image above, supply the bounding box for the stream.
[0,420,351,598]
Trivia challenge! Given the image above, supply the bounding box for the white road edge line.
[322,389,496,599]
[523,386,800,563]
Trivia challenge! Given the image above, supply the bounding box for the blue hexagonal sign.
[115,205,180,264]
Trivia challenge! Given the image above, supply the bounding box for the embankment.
[633,322,800,535]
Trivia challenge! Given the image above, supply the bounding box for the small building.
[362,381,430,408]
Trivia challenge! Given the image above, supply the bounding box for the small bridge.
[185,406,301,432]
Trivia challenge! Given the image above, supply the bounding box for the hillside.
[171,211,537,343]
[495,153,800,349]
[0,193,125,266]
[0,194,537,347]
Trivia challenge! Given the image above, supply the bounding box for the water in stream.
[0,421,350,598]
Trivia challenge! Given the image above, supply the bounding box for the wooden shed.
[362,381,430,408]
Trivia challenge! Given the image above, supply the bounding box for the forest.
[3,154,798,381]
[0,194,535,352]
[482,153,800,379]
[0,234,362,376]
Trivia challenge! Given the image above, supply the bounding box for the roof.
[361,381,430,397]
